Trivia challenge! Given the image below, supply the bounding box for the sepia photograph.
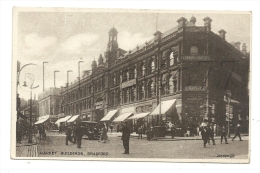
[11,7,251,163]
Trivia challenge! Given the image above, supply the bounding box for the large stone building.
[38,87,61,123]
[60,16,249,133]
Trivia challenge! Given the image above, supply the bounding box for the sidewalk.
[129,133,249,141]
[16,135,38,157]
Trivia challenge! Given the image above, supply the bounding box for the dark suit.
[220,126,228,144]
[75,126,84,148]
[207,126,216,145]
[121,124,131,154]
[232,125,242,141]
[65,128,73,145]
[201,127,209,147]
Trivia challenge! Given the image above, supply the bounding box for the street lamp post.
[43,62,48,91]
[66,70,73,115]
[23,73,38,143]
[226,90,232,137]
[78,61,84,115]
[54,71,60,88]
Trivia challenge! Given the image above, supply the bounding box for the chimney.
[235,42,241,51]
[177,17,187,33]
[153,31,162,42]
[190,16,196,25]
[203,17,212,31]
[242,43,247,55]
[218,29,226,40]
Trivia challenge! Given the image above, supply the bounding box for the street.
[37,132,249,159]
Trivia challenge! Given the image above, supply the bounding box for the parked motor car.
[80,121,100,140]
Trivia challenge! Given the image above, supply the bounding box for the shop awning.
[55,115,72,124]
[67,115,80,123]
[127,112,150,120]
[100,110,118,121]
[113,112,133,122]
[150,99,176,115]
[34,115,50,125]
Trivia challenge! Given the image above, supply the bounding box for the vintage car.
[80,121,101,140]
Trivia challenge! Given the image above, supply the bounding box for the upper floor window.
[148,59,155,74]
[142,64,145,77]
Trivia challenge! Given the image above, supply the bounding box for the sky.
[15,9,251,100]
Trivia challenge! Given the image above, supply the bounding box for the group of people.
[65,124,84,148]
[201,123,243,148]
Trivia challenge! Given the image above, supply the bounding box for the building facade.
[19,98,39,123]
[60,16,249,132]
[38,87,61,122]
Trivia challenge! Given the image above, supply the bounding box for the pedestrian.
[39,125,45,140]
[138,125,143,139]
[201,126,209,148]
[121,121,131,154]
[232,123,243,141]
[110,124,113,133]
[207,124,216,145]
[65,126,73,145]
[99,123,108,143]
[171,124,176,139]
[220,125,228,144]
[72,125,77,144]
[75,124,84,148]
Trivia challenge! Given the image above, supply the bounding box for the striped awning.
[55,115,72,124]
[113,112,133,122]
[67,115,80,123]
[127,112,150,120]
[150,99,176,115]
[100,110,118,121]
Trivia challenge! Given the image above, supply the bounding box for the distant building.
[38,88,61,123]
[19,98,39,123]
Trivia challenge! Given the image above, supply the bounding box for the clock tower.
[105,27,118,67]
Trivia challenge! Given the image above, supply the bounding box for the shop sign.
[95,101,103,109]
[121,79,136,89]
[182,55,211,61]
[184,86,206,91]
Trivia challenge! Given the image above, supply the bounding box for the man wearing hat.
[121,121,131,154]
[232,123,243,141]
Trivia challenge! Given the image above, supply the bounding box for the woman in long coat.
[99,123,108,143]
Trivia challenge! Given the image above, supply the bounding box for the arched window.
[126,71,129,80]
[170,51,178,66]
[148,59,155,74]
[170,52,174,66]
[147,80,154,98]
[113,74,116,85]
[142,64,145,76]
[151,60,155,73]
[139,82,144,100]
[131,86,136,102]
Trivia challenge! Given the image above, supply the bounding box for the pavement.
[16,135,38,157]
[37,133,249,159]
[16,131,249,158]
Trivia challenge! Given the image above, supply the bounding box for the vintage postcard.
[11,7,251,163]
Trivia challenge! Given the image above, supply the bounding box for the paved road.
[37,133,249,160]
